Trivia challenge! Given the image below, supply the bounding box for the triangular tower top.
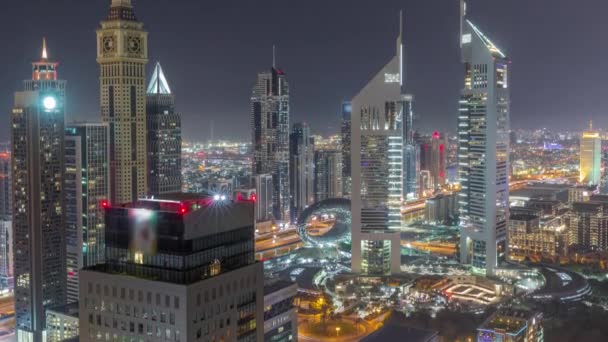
[147,62,172,95]
[466,20,506,58]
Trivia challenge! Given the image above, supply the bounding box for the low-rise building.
[566,200,608,251]
[477,309,543,342]
[45,302,80,342]
[509,213,568,258]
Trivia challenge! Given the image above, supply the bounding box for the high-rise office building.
[146,62,182,196]
[580,121,601,186]
[254,174,274,223]
[98,0,148,205]
[12,40,67,341]
[79,194,264,341]
[458,1,511,276]
[417,132,446,192]
[0,220,12,291]
[251,55,290,221]
[341,101,352,198]
[0,143,10,219]
[566,199,608,251]
[289,123,315,221]
[351,13,405,275]
[430,131,447,190]
[314,150,343,202]
[402,95,418,199]
[0,145,12,291]
[65,123,110,304]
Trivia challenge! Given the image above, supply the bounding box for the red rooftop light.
[101,200,109,209]
[251,194,257,202]
[179,204,188,215]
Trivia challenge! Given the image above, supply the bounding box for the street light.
[335,327,340,337]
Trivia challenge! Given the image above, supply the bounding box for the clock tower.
[97,0,148,205]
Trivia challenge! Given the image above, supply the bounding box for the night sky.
[0,0,606,142]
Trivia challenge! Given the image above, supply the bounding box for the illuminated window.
[134,252,143,264]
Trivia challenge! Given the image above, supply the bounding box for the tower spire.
[42,37,48,60]
[460,0,467,47]
[590,119,593,131]
[272,45,276,69]
[397,10,405,88]
[399,10,403,42]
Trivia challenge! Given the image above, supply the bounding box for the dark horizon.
[0,0,606,142]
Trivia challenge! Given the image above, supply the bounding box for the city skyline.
[1,0,605,143]
[2,1,608,341]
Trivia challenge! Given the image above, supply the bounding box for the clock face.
[102,36,115,54]
[128,37,142,54]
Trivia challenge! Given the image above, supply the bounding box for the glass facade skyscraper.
[0,144,12,291]
[251,62,290,221]
[350,13,405,275]
[341,101,352,198]
[314,150,343,202]
[0,143,10,220]
[402,95,418,199]
[65,123,110,303]
[12,41,67,341]
[580,122,601,186]
[458,1,511,276]
[146,62,182,196]
[289,123,315,222]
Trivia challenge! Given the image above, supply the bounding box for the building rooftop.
[264,279,297,296]
[478,310,538,336]
[509,213,539,222]
[107,193,254,241]
[47,302,79,318]
[590,194,608,203]
[572,201,604,213]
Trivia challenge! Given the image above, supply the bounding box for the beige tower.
[97,0,148,204]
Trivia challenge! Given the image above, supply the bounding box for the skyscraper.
[314,150,343,202]
[0,144,12,291]
[12,40,67,341]
[580,121,601,186]
[251,52,290,221]
[341,101,352,198]
[458,1,511,276]
[64,123,110,303]
[351,13,405,275]
[402,95,418,199]
[430,131,447,190]
[79,194,264,341]
[146,62,182,196]
[289,123,315,221]
[254,174,274,223]
[0,143,10,219]
[98,0,148,205]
